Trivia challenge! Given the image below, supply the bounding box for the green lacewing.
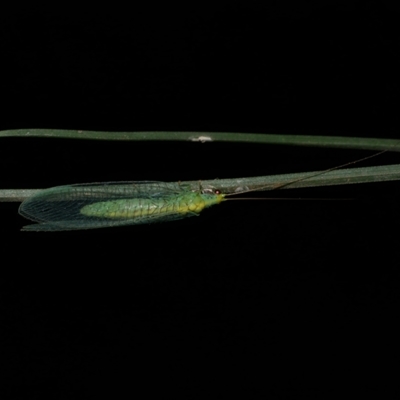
[19,181,226,231]
[18,151,385,231]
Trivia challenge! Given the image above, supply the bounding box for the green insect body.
[19,181,225,231]
[80,191,225,219]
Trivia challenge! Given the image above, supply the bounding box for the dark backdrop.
[1,2,399,396]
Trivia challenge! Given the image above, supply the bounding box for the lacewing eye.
[201,187,221,195]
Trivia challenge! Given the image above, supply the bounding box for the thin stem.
[1,129,400,151]
[2,164,400,202]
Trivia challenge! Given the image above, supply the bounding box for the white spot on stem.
[190,136,213,143]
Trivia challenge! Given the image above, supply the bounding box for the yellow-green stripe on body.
[80,192,225,219]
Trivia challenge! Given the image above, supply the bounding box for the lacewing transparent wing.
[18,181,225,231]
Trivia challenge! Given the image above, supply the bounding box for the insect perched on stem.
[18,181,227,231]
[18,151,385,231]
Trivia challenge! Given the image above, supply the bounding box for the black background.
[1,2,400,397]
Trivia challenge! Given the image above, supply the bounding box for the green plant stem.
[1,129,400,151]
[2,164,400,202]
